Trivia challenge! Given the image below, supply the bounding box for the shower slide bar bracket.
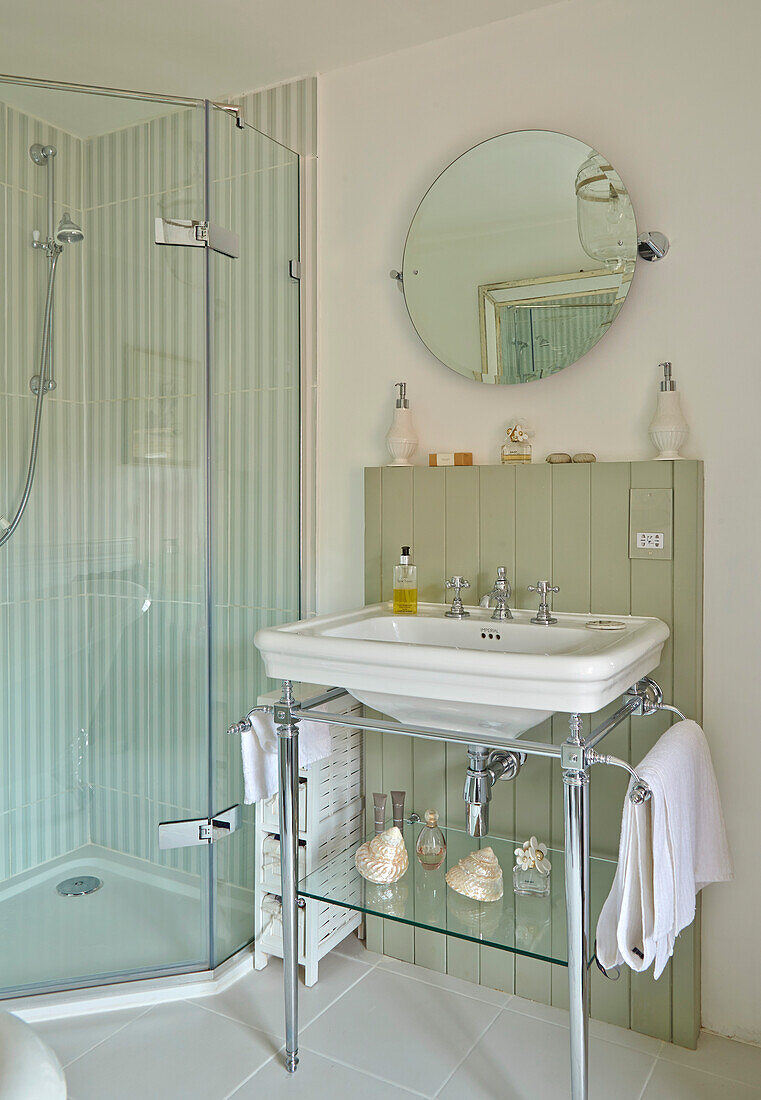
[154,217,240,259]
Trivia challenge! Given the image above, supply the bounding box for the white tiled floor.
[32,936,761,1099]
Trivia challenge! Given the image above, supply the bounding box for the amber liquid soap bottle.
[393,546,418,615]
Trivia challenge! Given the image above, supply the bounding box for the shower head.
[56,212,84,244]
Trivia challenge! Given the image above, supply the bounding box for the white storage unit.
[254,686,364,986]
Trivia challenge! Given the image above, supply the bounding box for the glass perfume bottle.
[416,809,446,870]
[500,422,532,464]
[513,837,551,897]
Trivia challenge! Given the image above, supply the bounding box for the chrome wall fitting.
[445,576,471,618]
[226,705,268,736]
[210,101,245,128]
[30,143,58,247]
[463,745,524,837]
[625,676,663,716]
[528,580,560,625]
[637,231,669,262]
[479,566,513,620]
[29,374,56,395]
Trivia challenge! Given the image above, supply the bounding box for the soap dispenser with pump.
[648,362,689,459]
[385,382,418,466]
[393,546,418,615]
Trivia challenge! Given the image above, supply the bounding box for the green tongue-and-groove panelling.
[364,459,703,1048]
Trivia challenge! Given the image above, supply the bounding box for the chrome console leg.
[563,714,590,1100]
[276,680,300,1073]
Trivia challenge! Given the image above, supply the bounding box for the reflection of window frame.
[478,268,633,384]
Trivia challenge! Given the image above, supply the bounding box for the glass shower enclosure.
[0,77,300,995]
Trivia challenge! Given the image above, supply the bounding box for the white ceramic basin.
[255,603,669,742]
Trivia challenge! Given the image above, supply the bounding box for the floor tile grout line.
[220,1047,283,1100]
[376,958,510,1009]
[503,998,665,1056]
[654,1046,761,1090]
[588,1029,664,1059]
[333,944,382,968]
[187,996,292,1044]
[288,964,376,1033]
[297,1044,431,1097]
[431,1005,506,1098]
[192,962,374,1040]
[636,1053,660,1099]
[58,1004,154,1069]
[503,1000,669,1063]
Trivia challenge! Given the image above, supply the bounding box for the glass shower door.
[0,84,212,994]
[206,104,301,965]
[0,83,301,997]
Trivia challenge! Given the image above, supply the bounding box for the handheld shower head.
[56,212,84,245]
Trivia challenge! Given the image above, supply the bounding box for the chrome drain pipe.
[463,745,524,837]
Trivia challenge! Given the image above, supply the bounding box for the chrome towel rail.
[227,675,689,807]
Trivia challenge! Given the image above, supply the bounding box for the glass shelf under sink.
[298,822,617,967]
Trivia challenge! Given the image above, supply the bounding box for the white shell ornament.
[445,846,504,901]
[355,826,409,884]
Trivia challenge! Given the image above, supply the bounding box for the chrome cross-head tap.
[445,576,471,618]
[528,580,560,625]
[479,566,513,620]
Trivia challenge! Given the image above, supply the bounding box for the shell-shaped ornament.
[355,826,409,884]
[445,846,504,902]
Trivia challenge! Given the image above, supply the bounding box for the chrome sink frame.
[229,674,686,1100]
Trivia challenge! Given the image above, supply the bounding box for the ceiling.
[0,0,560,105]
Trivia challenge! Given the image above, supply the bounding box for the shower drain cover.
[56,876,103,897]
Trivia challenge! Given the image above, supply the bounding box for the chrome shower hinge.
[158,804,241,849]
[154,217,240,258]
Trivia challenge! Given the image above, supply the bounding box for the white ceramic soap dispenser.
[648,362,689,460]
[385,381,418,466]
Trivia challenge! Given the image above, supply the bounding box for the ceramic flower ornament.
[514,843,533,871]
[505,421,532,444]
[514,836,552,876]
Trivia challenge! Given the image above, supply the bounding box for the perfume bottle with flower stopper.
[501,420,533,464]
[415,809,447,870]
[513,836,551,897]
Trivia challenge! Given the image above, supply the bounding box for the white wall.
[317,0,761,1042]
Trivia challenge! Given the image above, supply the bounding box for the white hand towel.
[596,720,732,979]
[241,713,333,804]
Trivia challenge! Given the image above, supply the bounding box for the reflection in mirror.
[402,131,637,385]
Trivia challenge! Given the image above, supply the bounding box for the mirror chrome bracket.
[637,231,670,262]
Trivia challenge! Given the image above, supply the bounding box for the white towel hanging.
[241,712,332,804]
[596,720,732,978]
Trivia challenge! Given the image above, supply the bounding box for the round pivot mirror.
[401,130,638,385]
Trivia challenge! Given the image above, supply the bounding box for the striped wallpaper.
[0,100,89,880]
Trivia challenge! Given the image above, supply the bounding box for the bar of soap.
[546,453,572,464]
[429,452,473,466]
[572,453,597,463]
